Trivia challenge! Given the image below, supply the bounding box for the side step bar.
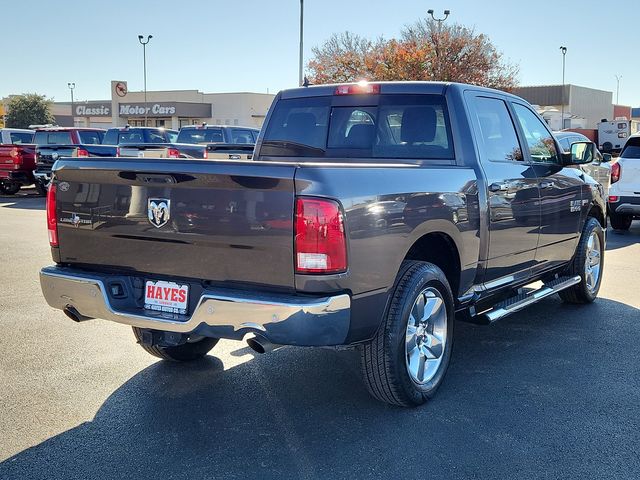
[482,275,581,323]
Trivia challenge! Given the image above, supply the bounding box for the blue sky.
[2,0,638,106]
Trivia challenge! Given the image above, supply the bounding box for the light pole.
[615,74,622,105]
[560,46,567,130]
[67,82,75,125]
[427,8,450,24]
[427,9,450,80]
[138,34,152,126]
[299,0,304,86]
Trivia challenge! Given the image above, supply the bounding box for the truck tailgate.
[53,158,297,289]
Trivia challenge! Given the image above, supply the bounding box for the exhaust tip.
[246,335,281,354]
[63,306,93,323]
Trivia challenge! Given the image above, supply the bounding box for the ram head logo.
[148,198,170,228]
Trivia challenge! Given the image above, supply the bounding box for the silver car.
[554,131,612,194]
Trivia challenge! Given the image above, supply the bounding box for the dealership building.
[47,80,275,130]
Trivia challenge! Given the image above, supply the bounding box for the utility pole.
[560,46,567,130]
[138,35,153,126]
[299,0,304,86]
[615,74,622,105]
[67,83,75,126]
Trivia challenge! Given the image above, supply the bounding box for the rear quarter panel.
[294,165,480,295]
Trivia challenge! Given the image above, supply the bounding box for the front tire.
[559,217,604,304]
[132,327,219,361]
[610,212,632,231]
[361,261,454,407]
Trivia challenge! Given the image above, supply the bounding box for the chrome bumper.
[39,266,351,346]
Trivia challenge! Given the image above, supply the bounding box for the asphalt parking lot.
[0,188,639,480]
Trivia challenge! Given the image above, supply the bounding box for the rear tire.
[610,212,632,231]
[132,327,219,362]
[559,217,604,304]
[0,182,20,195]
[360,261,454,407]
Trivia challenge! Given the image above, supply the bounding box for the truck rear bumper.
[39,266,351,346]
[611,196,640,216]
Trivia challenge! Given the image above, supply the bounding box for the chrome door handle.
[489,182,509,192]
[539,181,555,189]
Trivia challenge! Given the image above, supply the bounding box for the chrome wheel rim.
[584,231,602,293]
[405,287,447,385]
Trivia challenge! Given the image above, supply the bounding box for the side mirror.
[601,153,612,163]
[563,141,594,165]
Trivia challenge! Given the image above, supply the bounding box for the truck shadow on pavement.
[606,221,640,250]
[0,190,45,210]
[1,297,638,480]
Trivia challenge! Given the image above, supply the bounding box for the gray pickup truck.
[40,82,607,407]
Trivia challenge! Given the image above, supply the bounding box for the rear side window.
[9,132,34,144]
[621,137,640,159]
[470,97,522,162]
[177,128,224,144]
[262,94,453,160]
[34,131,72,145]
[77,130,104,145]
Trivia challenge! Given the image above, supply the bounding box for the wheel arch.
[403,231,462,300]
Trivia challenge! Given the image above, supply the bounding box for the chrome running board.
[482,275,581,323]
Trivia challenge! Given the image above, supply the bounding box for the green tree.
[308,18,519,91]
[5,94,55,128]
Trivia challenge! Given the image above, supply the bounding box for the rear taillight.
[9,147,23,166]
[46,183,58,247]
[295,197,347,274]
[611,162,621,184]
[76,148,89,157]
[335,82,380,96]
[203,149,208,160]
[609,195,619,203]
[167,148,180,158]
[115,147,121,157]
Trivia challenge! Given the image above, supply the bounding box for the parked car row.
[0,124,259,195]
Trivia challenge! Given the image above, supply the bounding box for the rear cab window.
[9,132,34,144]
[261,94,454,161]
[34,131,72,145]
[177,128,224,144]
[77,130,104,145]
[621,137,640,159]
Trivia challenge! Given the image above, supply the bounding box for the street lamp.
[615,74,622,105]
[138,34,153,126]
[67,82,75,125]
[299,0,304,86]
[427,9,450,80]
[427,8,451,24]
[560,46,567,130]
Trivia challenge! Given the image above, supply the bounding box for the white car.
[609,135,640,230]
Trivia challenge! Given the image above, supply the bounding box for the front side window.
[471,96,522,162]
[262,94,453,160]
[512,103,560,164]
